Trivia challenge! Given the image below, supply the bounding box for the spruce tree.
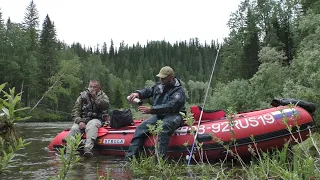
[100,42,107,64]
[0,10,6,83]
[109,39,114,59]
[21,0,40,106]
[0,9,5,60]
[39,14,58,93]
[242,7,260,79]
[23,0,39,52]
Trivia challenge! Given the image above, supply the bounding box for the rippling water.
[2,122,132,180]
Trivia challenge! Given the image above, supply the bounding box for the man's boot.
[83,138,94,157]
[83,147,93,157]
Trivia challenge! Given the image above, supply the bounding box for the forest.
[0,0,319,122]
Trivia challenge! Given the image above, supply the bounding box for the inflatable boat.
[48,99,316,160]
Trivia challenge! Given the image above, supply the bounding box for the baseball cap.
[156,66,174,78]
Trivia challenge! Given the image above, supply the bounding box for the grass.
[124,105,320,179]
[124,133,320,179]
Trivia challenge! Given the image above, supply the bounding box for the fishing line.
[187,47,220,166]
[27,74,64,114]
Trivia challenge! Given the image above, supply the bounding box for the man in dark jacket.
[125,66,186,160]
[67,80,109,156]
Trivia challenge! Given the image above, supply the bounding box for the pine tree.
[94,44,100,54]
[277,0,296,63]
[21,0,40,106]
[0,10,6,83]
[100,42,107,64]
[113,84,126,108]
[242,7,260,79]
[0,9,4,33]
[23,0,39,52]
[301,0,320,13]
[39,14,58,92]
[0,9,5,60]
[109,39,114,59]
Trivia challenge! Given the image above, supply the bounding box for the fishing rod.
[187,47,220,166]
[27,74,63,114]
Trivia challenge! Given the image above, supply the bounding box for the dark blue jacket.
[135,78,186,115]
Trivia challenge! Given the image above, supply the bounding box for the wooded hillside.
[1,0,319,121]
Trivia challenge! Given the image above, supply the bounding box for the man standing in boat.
[66,80,109,156]
[125,66,186,160]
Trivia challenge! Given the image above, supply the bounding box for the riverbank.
[126,133,320,179]
[22,108,152,122]
[4,121,319,179]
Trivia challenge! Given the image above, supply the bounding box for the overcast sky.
[0,0,241,48]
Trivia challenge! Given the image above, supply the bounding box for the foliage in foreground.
[125,108,320,179]
[48,134,82,180]
[126,136,319,180]
[0,83,30,174]
[0,83,30,129]
[126,136,320,179]
[0,137,29,174]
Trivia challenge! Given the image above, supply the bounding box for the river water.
[2,122,132,180]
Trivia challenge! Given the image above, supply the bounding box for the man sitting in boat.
[66,79,110,156]
[125,66,186,160]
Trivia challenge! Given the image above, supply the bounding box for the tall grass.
[125,105,320,179]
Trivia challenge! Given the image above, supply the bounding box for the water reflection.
[2,122,132,180]
[72,157,132,180]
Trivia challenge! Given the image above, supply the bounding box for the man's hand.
[90,90,97,98]
[87,112,97,118]
[88,81,101,99]
[87,89,97,99]
[138,106,151,114]
[128,93,139,102]
[79,122,86,129]
[95,122,101,128]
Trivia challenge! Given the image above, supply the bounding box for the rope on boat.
[187,47,220,166]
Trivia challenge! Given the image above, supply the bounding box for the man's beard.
[159,80,175,93]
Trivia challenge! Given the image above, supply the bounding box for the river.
[2,122,132,180]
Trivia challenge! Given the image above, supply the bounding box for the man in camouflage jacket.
[67,80,109,156]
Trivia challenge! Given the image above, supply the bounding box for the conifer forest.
[0,0,319,122]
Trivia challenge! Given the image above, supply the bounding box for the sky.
[0,0,242,48]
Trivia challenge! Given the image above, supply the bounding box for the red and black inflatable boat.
[48,99,316,160]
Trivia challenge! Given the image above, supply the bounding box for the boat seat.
[190,105,226,121]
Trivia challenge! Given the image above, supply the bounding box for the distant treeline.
[0,0,319,121]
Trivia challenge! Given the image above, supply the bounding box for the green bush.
[207,79,256,112]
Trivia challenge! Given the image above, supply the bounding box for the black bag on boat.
[109,109,134,128]
[270,98,316,114]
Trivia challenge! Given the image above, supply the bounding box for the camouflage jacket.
[71,90,110,124]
